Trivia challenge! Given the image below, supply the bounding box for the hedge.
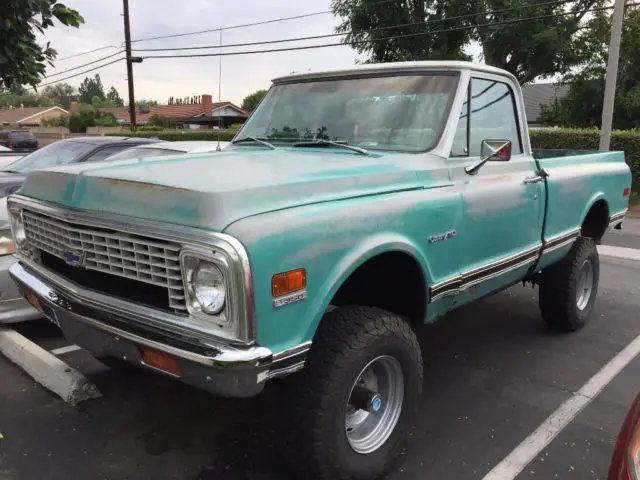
[530,128,639,201]
[106,129,237,141]
[111,128,638,201]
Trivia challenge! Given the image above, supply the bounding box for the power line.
[43,51,125,79]
[129,0,400,43]
[142,4,627,60]
[55,45,122,62]
[132,0,579,53]
[47,0,571,84]
[38,1,630,87]
[51,0,401,60]
[38,57,125,87]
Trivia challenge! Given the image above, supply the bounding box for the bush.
[530,128,639,201]
[106,129,237,142]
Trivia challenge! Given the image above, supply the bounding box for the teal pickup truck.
[7,61,632,479]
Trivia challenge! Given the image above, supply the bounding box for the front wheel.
[281,306,423,480]
[539,236,600,331]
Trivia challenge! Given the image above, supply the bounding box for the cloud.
[41,0,359,105]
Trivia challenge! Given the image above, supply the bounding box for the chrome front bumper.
[9,262,309,398]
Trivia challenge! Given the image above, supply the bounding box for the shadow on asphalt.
[64,286,552,480]
[8,276,635,480]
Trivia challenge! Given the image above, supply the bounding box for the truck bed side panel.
[535,151,631,270]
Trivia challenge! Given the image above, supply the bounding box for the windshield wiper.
[231,136,276,150]
[1,170,20,174]
[292,139,369,156]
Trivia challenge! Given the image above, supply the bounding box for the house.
[0,106,69,127]
[521,83,570,127]
[82,94,249,129]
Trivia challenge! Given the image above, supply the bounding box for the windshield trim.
[234,70,461,155]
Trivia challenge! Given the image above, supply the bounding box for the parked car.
[6,61,632,479]
[0,136,159,324]
[0,145,25,170]
[102,140,230,162]
[0,136,160,198]
[0,130,38,152]
[608,391,640,479]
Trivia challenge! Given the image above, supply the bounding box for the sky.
[40,0,482,107]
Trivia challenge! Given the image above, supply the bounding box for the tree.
[78,74,105,104]
[91,95,116,108]
[0,88,56,108]
[41,82,76,108]
[0,1,83,89]
[539,6,640,129]
[106,86,123,107]
[241,89,268,112]
[66,103,118,132]
[331,0,606,84]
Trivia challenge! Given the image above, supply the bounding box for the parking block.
[0,326,101,405]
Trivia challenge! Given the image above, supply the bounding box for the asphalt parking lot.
[1,219,639,480]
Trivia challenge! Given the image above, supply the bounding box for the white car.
[0,145,25,170]
[103,140,230,162]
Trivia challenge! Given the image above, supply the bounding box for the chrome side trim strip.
[541,228,581,255]
[608,209,628,228]
[429,244,541,302]
[7,194,256,345]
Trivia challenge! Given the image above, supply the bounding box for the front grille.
[22,209,187,313]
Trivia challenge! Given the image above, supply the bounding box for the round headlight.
[13,213,26,246]
[191,262,226,314]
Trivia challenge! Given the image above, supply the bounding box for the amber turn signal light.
[138,346,180,376]
[272,268,306,297]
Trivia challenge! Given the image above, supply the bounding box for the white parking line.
[482,332,640,480]
[50,344,81,356]
[598,245,640,261]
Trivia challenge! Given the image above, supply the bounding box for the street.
[0,218,639,480]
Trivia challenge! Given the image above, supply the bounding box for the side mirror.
[481,139,512,161]
[465,139,512,175]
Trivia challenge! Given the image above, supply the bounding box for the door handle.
[523,175,544,184]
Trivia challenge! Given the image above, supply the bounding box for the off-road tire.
[280,305,423,480]
[539,236,600,331]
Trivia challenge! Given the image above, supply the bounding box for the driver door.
[447,76,544,306]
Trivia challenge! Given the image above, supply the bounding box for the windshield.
[4,140,95,173]
[104,147,182,162]
[235,72,459,153]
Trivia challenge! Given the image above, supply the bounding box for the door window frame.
[449,74,527,158]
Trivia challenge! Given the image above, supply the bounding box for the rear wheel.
[539,237,600,331]
[281,306,423,480]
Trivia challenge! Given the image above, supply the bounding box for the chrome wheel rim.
[345,355,404,454]
[576,259,594,311]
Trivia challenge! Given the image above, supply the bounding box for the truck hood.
[18,149,432,231]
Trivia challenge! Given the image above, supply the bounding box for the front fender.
[224,188,461,354]
[300,231,430,342]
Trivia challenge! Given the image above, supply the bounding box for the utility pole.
[122,0,141,132]
[599,0,626,151]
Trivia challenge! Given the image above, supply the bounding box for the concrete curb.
[597,245,640,261]
[0,327,101,405]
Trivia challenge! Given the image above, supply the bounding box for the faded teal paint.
[13,140,632,356]
[18,149,426,232]
[224,185,462,352]
[538,151,629,237]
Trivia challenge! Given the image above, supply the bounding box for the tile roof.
[521,83,570,123]
[96,101,247,124]
[0,106,68,123]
